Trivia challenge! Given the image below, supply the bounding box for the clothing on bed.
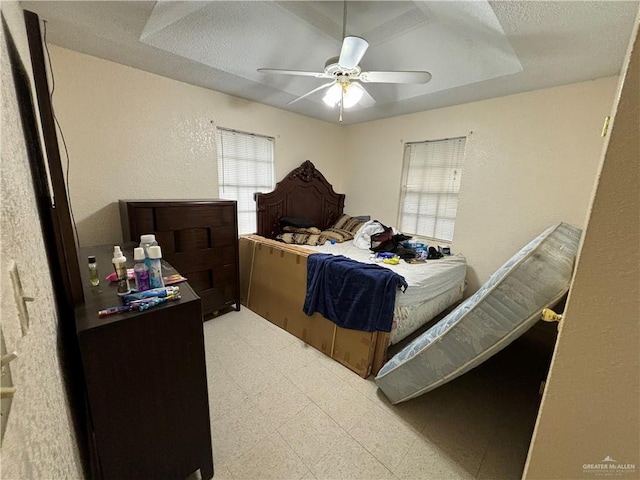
[280,217,317,229]
[353,220,385,249]
[303,254,408,332]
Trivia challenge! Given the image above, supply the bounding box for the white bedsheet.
[303,241,467,309]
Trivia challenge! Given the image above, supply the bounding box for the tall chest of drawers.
[120,200,240,317]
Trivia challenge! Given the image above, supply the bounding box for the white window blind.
[216,128,275,235]
[398,137,466,242]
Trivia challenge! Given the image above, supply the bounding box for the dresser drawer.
[155,205,235,231]
[120,199,241,318]
[164,247,236,272]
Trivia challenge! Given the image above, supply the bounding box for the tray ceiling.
[21,1,640,125]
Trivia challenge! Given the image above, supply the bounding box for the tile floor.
[202,307,555,479]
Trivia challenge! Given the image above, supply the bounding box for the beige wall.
[0,3,83,478]
[343,77,619,292]
[524,13,639,480]
[47,45,345,246]
[50,44,618,293]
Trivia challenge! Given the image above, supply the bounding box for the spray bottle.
[112,246,131,296]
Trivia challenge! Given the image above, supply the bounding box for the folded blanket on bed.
[303,254,408,332]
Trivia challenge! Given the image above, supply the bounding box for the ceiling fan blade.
[258,68,331,79]
[338,36,369,69]
[287,81,336,105]
[359,71,432,84]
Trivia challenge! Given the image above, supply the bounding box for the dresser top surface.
[75,244,200,333]
[120,199,236,206]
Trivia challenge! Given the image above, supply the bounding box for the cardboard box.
[239,235,387,377]
[238,235,255,306]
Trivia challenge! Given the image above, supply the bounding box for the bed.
[302,241,467,345]
[239,160,467,377]
[375,222,581,403]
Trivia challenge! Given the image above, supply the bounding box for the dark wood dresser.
[119,200,241,318]
[75,245,213,480]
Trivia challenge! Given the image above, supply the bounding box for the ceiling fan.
[257,1,432,122]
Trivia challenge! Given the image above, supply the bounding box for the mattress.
[375,223,581,404]
[391,283,464,344]
[304,241,466,307]
[304,241,467,344]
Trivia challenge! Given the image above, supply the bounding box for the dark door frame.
[5,9,90,477]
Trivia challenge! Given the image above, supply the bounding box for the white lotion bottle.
[148,245,165,289]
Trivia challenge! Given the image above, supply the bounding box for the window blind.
[398,137,466,242]
[216,128,275,235]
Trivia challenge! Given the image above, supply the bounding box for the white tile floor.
[202,307,552,479]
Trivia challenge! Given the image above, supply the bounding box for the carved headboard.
[255,161,345,239]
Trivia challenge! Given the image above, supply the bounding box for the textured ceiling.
[21,1,640,125]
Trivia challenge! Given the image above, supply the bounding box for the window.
[216,128,275,235]
[398,137,466,242]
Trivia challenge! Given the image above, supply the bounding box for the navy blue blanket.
[303,254,408,332]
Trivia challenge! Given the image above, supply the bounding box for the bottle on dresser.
[133,247,150,292]
[139,234,158,269]
[112,246,131,296]
[148,245,165,289]
[87,255,99,286]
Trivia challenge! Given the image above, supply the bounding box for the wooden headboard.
[255,161,345,238]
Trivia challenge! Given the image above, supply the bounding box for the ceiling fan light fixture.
[322,83,342,107]
[343,83,364,108]
[323,82,364,109]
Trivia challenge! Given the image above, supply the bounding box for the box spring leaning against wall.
[375,223,582,404]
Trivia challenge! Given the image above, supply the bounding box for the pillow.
[280,217,316,229]
[319,228,356,243]
[331,214,365,235]
[277,232,327,246]
[331,214,351,230]
[283,226,321,235]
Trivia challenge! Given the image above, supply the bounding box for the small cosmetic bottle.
[88,256,99,286]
